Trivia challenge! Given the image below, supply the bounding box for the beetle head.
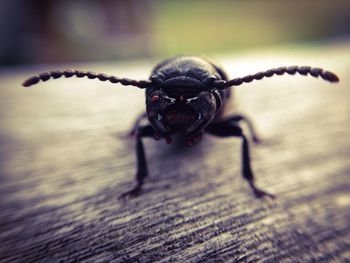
[146,80,217,137]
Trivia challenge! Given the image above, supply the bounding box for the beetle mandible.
[22,56,339,198]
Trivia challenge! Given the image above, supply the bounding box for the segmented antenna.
[22,70,152,89]
[213,66,339,89]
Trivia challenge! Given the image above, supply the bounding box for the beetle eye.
[151,95,160,102]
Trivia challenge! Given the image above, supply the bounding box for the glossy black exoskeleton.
[23,56,339,198]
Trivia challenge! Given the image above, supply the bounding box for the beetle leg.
[241,134,275,199]
[120,124,155,199]
[225,113,261,143]
[205,121,274,199]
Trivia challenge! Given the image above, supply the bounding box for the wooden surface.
[0,45,349,262]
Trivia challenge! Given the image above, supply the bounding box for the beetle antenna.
[22,70,152,89]
[213,66,339,89]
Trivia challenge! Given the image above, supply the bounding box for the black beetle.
[23,56,339,198]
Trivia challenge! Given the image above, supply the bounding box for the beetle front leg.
[206,121,274,199]
[120,125,155,199]
[241,134,275,198]
[225,113,261,143]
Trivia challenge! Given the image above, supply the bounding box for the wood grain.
[0,46,349,262]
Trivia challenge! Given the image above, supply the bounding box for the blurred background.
[0,0,349,67]
[1,1,350,261]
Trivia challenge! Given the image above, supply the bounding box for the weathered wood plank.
[0,46,349,262]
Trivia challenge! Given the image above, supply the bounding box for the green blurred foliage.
[0,0,349,65]
[153,0,350,55]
